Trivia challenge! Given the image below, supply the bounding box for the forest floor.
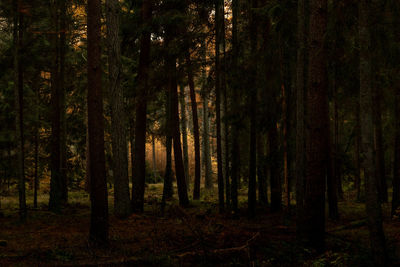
[0,184,400,266]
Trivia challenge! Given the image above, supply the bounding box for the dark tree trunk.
[392,1,400,217]
[247,0,258,218]
[180,85,190,188]
[187,52,201,200]
[295,0,306,235]
[215,0,225,213]
[359,0,387,264]
[49,0,62,213]
[34,73,40,209]
[107,0,131,218]
[257,134,268,206]
[87,0,109,244]
[163,90,174,200]
[201,41,213,190]
[132,0,152,213]
[230,0,239,213]
[328,63,339,219]
[129,111,135,186]
[269,118,281,212]
[301,0,328,250]
[282,84,290,209]
[355,100,361,201]
[59,0,68,204]
[393,83,400,216]
[170,71,189,207]
[13,0,26,222]
[164,1,189,206]
[327,124,339,220]
[374,87,388,203]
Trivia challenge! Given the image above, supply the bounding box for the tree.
[132,0,152,213]
[301,0,329,250]
[106,0,131,218]
[13,0,27,221]
[392,0,400,217]
[87,0,109,244]
[201,40,213,191]
[358,0,387,264]
[49,0,62,213]
[179,85,190,187]
[295,0,306,231]
[187,51,201,200]
[164,0,189,207]
[247,0,258,218]
[230,0,240,213]
[215,0,225,213]
[59,0,68,204]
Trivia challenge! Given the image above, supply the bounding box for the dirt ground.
[1,185,399,266]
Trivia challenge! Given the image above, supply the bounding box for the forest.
[0,0,399,266]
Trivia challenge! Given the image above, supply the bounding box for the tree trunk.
[282,84,290,209]
[358,0,387,264]
[163,89,174,200]
[87,0,109,245]
[374,86,387,203]
[49,0,62,213]
[328,62,339,219]
[180,85,190,188]
[187,52,201,200]
[295,0,306,235]
[247,0,258,218]
[201,40,213,190]
[355,99,361,201]
[106,0,131,218]
[257,134,268,206]
[391,1,400,217]
[393,82,400,216]
[59,0,68,204]
[164,2,189,206]
[14,1,26,221]
[301,0,328,250]
[34,73,40,209]
[129,110,135,187]
[132,0,152,213]
[269,119,281,212]
[230,0,239,212]
[85,111,90,193]
[215,0,225,213]
[152,135,157,174]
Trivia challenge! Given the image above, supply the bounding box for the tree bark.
[106,0,131,218]
[301,0,328,250]
[201,40,213,190]
[187,52,201,200]
[132,0,152,213]
[257,134,268,206]
[391,0,400,217]
[164,0,189,206]
[13,0,26,221]
[180,85,190,188]
[358,0,387,264]
[247,0,258,218]
[230,0,239,213]
[355,99,361,201]
[295,0,306,235]
[374,86,387,203]
[87,0,109,244]
[59,0,68,204]
[49,0,62,213]
[215,0,225,213]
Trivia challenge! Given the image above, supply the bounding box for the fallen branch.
[176,232,260,259]
[327,219,367,233]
